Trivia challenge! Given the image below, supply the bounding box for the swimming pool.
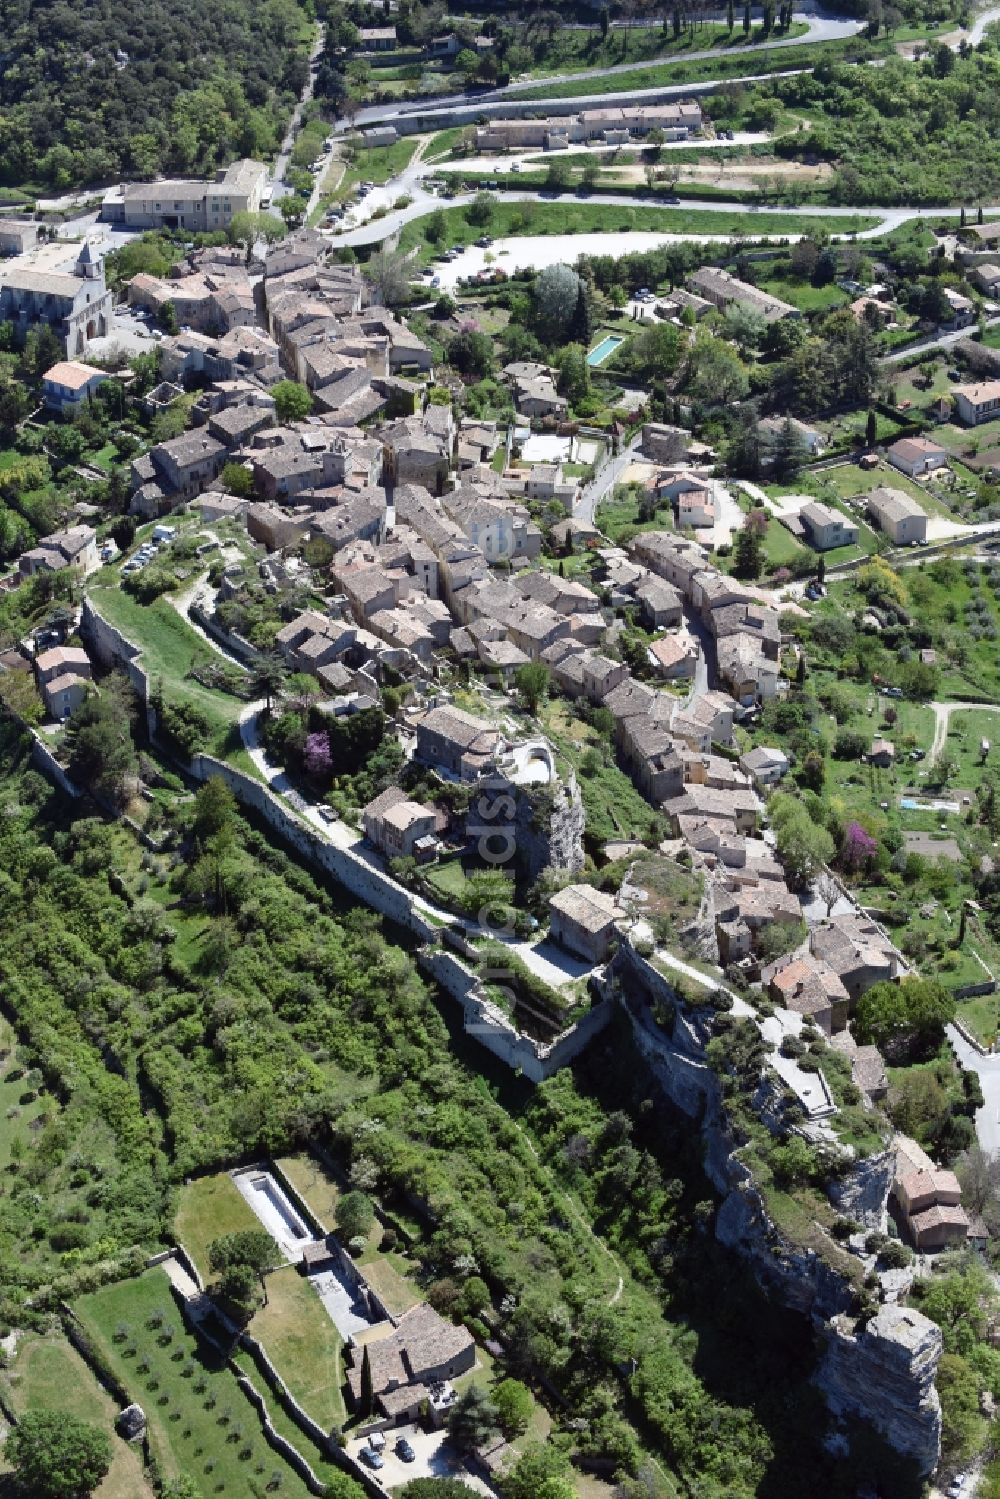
[899,796,960,814]
[587,334,625,367]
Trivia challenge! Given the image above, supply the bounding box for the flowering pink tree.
[841,820,877,873]
[304,732,332,779]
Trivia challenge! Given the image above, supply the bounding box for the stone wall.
[190,602,260,665]
[29,733,80,800]
[80,596,157,738]
[188,754,440,942]
[419,946,613,1083]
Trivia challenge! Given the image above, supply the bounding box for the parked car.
[360,1448,384,1470]
[395,1438,416,1463]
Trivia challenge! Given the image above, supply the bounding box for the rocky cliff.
[607,942,943,1477]
[818,1307,943,1471]
[512,772,586,881]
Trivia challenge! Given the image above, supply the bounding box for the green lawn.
[75,1268,316,1499]
[940,707,1000,785]
[331,135,420,211]
[87,586,244,750]
[757,275,849,313]
[174,1173,275,1284]
[275,1153,341,1232]
[1,1333,154,1499]
[424,126,467,160]
[249,1266,346,1431]
[392,201,879,264]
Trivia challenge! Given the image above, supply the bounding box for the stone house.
[414,704,501,780]
[363,786,438,860]
[132,431,226,510]
[19,524,98,578]
[739,746,789,787]
[808,914,903,1006]
[764,952,850,1035]
[346,1303,475,1423]
[104,159,268,233]
[548,884,622,963]
[687,266,799,323]
[648,633,698,680]
[246,503,309,552]
[633,576,683,629]
[34,644,92,720]
[866,486,928,546]
[892,1136,969,1251]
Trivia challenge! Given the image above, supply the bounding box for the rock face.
[607,942,944,1477]
[818,1307,943,1476]
[512,773,585,881]
[116,1403,146,1441]
[828,1149,894,1231]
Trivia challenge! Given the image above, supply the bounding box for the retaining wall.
[189,603,261,665]
[188,754,440,942]
[382,68,804,136]
[80,596,157,737]
[29,734,80,799]
[418,946,613,1082]
[954,979,998,1001]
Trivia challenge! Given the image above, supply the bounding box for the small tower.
[74,239,102,281]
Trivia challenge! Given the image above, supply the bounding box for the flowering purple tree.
[303,732,332,779]
[841,820,877,873]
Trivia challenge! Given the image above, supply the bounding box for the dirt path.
[929,700,1000,764]
[509,1115,624,1306]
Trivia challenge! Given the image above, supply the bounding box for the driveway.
[948,1024,1000,1154]
[347,1426,496,1496]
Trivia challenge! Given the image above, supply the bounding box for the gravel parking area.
[347,1425,497,1495]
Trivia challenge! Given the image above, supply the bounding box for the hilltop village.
[3,101,1000,1499]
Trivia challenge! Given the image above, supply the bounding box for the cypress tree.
[360,1345,374,1416]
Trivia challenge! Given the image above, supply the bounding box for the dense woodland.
[0,715,936,1498]
[0,0,313,188]
[762,40,1000,205]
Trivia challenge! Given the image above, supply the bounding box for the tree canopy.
[6,1411,111,1499]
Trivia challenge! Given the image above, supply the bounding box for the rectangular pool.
[587,334,624,367]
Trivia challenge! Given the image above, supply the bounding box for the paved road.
[338,10,860,128]
[576,432,643,523]
[948,1024,1000,1153]
[271,21,325,202]
[883,314,1000,364]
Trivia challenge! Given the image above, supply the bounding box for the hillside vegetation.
[0,0,313,190]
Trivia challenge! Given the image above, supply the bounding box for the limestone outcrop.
[818,1307,943,1474]
[607,941,944,1478]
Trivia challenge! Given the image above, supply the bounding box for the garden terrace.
[74,1267,322,1499]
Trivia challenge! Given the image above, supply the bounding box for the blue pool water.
[587,335,624,367]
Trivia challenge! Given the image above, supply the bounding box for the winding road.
[339,9,863,129]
